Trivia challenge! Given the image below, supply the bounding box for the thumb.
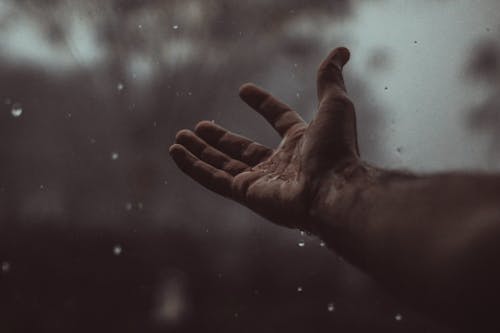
[303,47,359,174]
[317,47,350,101]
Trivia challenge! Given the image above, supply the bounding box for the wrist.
[307,162,375,234]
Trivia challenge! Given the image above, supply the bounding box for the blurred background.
[0,0,499,331]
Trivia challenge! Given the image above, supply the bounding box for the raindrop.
[1,261,10,273]
[384,86,388,90]
[111,152,119,160]
[113,245,123,256]
[413,40,418,44]
[395,313,403,321]
[296,92,301,98]
[172,25,179,30]
[298,241,305,247]
[319,241,326,247]
[39,184,45,190]
[11,103,23,117]
[117,83,125,91]
[300,231,305,236]
[396,146,403,154]
[90,138,97,144]
[327,302,335,312]
[125,202,133,211]
[297,286,303,292]
[138,24,143,29]
[137,202,144,210]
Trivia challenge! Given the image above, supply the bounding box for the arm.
[313,166,500,328]
[169,47,500,329]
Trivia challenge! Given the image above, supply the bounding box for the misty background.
[0,0,499,332]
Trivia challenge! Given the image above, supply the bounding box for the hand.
[169,47,365,231]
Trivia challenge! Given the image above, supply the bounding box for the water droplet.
[39,184,45,190]
[113,245,123,256]
[1,261,10,273]
[298,241,305,247]
[396,146,403,154]
[90,138,97,144]
[138,24,143,29]
[234,312,239,318]
[319,242,326,247]
[117,83,125,91]
[297,286,303,292]
[327,302,335,312]
[125,202,133,211]
[413,40,418,44]
[137,202,144,210]
[11,103,23,117]
[300,231,305,236]
[296,92,301,98]
[172,25,179,30]
[395,313,403,321]
[384,86,388,90]
[111,152,119,160]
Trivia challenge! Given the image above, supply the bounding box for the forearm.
[312,169,500,326]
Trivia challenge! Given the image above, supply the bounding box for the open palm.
[170,47,360,230]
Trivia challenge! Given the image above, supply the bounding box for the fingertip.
[323,47,351,70]
[194,120,215,134]
[174,129,193,143]
[238,82,258,98]
[239,82,269,110]
[169,143,185,157]
[335,46,351,67]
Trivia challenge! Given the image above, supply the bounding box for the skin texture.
[170,47,500,331]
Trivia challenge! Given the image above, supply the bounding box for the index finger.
[239,83,306,138]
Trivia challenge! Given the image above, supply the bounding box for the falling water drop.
[1,261,10,273]
[297,241,305,247]
[11,104,23,117]
[327,302,335,312]
[113,245,123,256]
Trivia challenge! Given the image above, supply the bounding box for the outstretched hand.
[170,47,363,231]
